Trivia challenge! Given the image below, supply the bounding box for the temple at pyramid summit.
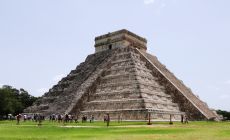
[26,29,219,121]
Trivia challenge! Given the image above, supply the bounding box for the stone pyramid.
[26,29,218,121]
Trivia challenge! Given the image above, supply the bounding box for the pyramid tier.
[80,48,183,120]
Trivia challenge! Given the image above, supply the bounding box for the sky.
[0,0,230,111]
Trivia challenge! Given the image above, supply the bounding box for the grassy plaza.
[0,120,229,140]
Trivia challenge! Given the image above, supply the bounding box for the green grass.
[0,120,230,140]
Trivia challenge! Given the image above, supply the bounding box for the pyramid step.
[92,92,140,100]
[107,65,152,73]
[141,91,171,98]
[84,100,145,111]
[101,75,159,86]
[87,99,178,106]
[146,109,183,115]
[81,108,147,113]
[102,73,154,80]
[92,91,171,101]
[145,102,180,111]
[87,98,145,103]
[114,51,140,57]
[97,81,164,89]
[111,58,133,64]
[81,108,182,115]
[84,98,179,112]
[137,49,218,120]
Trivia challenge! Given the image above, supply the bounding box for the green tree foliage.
[216,110,230,120]
[0,85,38,117]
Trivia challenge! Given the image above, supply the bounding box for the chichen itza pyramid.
[26,29,219,121]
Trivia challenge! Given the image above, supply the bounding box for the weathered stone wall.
[25,50,113,116]
[25,45,217,121]
[95,29,147,53]
[73,47,184,121]
[137,49,217,120]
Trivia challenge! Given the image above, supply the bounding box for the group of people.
[81,115,94,123]
[48,114,96,124]
[80,115,95,123]
[14,113,187,126]
[47,113,110,126]
[49,114,75,123]
[16,113,44,125]
[14,113,97,125]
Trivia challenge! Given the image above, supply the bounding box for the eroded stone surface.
[25,30,219,121]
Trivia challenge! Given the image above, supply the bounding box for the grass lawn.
[0,120,230,140]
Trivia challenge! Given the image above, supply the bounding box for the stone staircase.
[137,49,218,120]
[65,50,117,115]
[79,47,183,120]
[25,29,218,121]
[25,46,217,120]
[25,50,113,116]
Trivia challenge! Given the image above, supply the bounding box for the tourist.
[49,115,52,122]
[169,114,173,125]
[104,115,107,123]
[37,114,42,126]
[16,114,21,125]
[118,115,121,123]
[82,115,87,123]
[181,114,184,123]
[64,114,69,123]
[81,116,84,123]
[90,115,94,123]
[58,114,62,123]
[8,114,13,121]
[106,114,110,127]
[70,115,74,123]
[185,115,189,124]
[23,114,27,122]
[33,114,38,122]
[52,114,56,122]
[74,115,79,123]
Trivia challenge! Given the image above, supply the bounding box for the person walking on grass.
[90,115,94,123]
[181,114,184,124]
[184,115,189,124]
[63,114,68,125]
[16,114,21,125]
[106,114,110,127]
[74,115,79,123]
[37,114,42,126]
[58,114,62,123]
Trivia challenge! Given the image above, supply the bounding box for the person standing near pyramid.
[106,114,110,127]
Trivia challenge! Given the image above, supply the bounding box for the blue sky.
[0,0,230,111]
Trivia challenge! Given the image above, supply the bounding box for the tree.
[0,85,38,119]
[0,87,22,117]
[216,110,230,120]
[19,88,37,109]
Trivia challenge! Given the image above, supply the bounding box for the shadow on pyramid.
[25,29,219,121]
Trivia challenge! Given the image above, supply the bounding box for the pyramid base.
[80,109,184,121]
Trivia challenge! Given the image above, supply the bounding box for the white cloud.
[144,0,155,5]
[52,74,66,83]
